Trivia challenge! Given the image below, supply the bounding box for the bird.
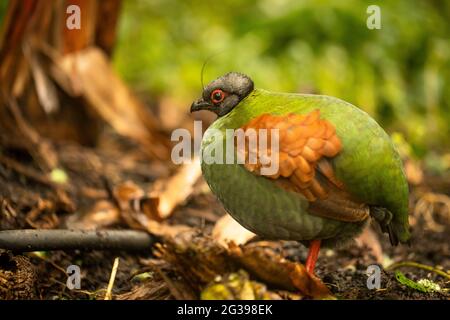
[190,72,410,275]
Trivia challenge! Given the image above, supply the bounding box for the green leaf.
[394,271,440,293]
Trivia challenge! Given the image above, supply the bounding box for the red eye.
[211,89,225,104]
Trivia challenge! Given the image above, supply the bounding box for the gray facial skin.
[190,72,254,117]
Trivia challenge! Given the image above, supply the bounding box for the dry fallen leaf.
[153,229,235,293]
[25,198,59,229]
[212,214,256,247]
[24,42,59,114]
[145,158,202,220]
[286,263,334,299]
[229,242,334,299]
[108,161,202,224]
[53,47,169,159]
[113,180,145,210]
[65,200,120,230]
[229,242,296,291]
[414,192,450,232]
[109,180,195,237]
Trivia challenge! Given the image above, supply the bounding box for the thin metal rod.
[0,229,154,252]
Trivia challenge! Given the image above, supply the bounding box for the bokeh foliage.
[114,0,449,158]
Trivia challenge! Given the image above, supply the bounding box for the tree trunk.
[0,0,122,145]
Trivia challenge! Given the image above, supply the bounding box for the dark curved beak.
[190,99,213,113]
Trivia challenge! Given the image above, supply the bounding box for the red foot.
[305,239,321,275]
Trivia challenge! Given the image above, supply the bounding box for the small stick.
[387,261,450,281]
[105,257,120,300]
[0,229,154,252]
[30,252,67,274]
[0,154,57,188]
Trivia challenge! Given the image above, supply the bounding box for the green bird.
[191,72,410,274]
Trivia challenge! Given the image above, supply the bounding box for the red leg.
[305,239,321,275]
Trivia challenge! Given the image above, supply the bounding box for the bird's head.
[190,72,254,117]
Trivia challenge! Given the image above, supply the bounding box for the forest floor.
[0,128,449,300]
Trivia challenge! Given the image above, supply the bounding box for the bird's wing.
[237,110,369,223]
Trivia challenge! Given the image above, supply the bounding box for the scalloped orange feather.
[238,110,342,201]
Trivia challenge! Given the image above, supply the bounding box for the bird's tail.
[369,206,410,246]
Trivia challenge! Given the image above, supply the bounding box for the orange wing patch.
[237,110,342,202]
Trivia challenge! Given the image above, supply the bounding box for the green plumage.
[201,89,410,246]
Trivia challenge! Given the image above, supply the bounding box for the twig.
[104,257,120,300]
[29,252,67,275]
[386,261,450,281]
[74,288,106,299]
[0,154,57,188]
[0,229,154,252]
[7,97,58,171]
